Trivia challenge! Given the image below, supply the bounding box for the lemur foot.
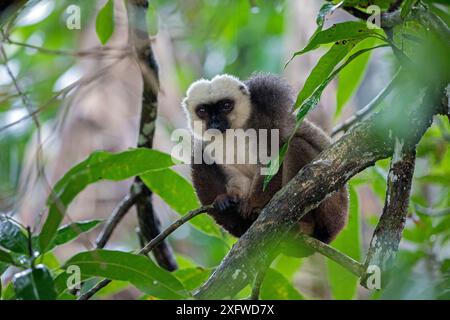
[240,200,261,220]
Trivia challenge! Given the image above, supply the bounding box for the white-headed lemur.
[181,73,348,246]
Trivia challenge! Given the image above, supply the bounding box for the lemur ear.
[239,84,250,96]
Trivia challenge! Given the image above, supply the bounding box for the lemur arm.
[241,169,283,219]
[191,162,253,237]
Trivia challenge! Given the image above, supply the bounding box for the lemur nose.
[209,122,226,132]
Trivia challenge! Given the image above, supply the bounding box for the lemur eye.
[222,100,234,112]
[196,105,207,118]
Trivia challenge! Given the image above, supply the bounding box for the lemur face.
[195,98,235,133]
[182,74,251,139]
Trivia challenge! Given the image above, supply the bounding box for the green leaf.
[64,249,187,299]
[94,280,131,298]
[1,281,15,300]
[0,249,15,265]
[53,220,103,247]
[316,1,344,28]
[141,169,221,236]
[272,255,303,281]
[295,44,388,115]
[267,44,386,187]
[38,148,176,253]
[146,3,159,35]
[327,184,361,299]
[37,252,60,270]
[401,0,416,19]
[175,254,197,269]
[13,265,57,300]
[288,21,377,61]
[174,267,212,291]
[336,37,376,118]
[260,268,304,300]
[0,248,27,268]
[95,0,115,45]
[53,271,91,299]
[295,39,359,108]
[34,220,103,253]
[0,215,29,255]
[263,143,288,190]
[0,262,8,275]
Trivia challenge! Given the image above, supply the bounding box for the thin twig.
[77,205,212,300]
[139,205,213,255]
[0,53,129,134]
[249,258,272,300]
[77,278,111,301]
[1,42,83,252]
[0,44,40,131]
[414,204,450,217]
[331,70,400,137]
[95,192,140,248]
[250,270,265,300]
[1,37,130,58]
[298,233,365,278]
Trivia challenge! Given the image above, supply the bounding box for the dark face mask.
[196,99,234,133]
[207,113,230,133]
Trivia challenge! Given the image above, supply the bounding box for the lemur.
[181,73,348,246]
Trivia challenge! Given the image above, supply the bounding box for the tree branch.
[125,0,177,271]
[1,37,130,58]
[250,266,268,300]
[193,81,444,299]
[331,70,399,137]
[95,191,139,248]
[361,143,416,286]
[326,1,450,40]
[381,5,450,39]
[414,204,450,217]
[298,234,365,278]
[139,205,213,255]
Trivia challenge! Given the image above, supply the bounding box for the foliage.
[0,0,449,300]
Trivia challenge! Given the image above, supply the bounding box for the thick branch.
[126,0,177,271]
[194,83,443,299]
[361,143,416,286]
[381,6,450,40]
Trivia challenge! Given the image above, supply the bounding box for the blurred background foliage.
[0,0,449,300]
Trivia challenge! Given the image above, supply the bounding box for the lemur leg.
[240,169,283,220]
[283,121,349,243]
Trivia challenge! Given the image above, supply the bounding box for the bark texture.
[361,144,416,286]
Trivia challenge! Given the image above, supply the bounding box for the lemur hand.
[213,194,240,212]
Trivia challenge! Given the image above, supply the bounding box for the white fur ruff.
[181,74,252,139]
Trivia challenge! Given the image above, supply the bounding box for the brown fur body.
[188,74,348,245]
